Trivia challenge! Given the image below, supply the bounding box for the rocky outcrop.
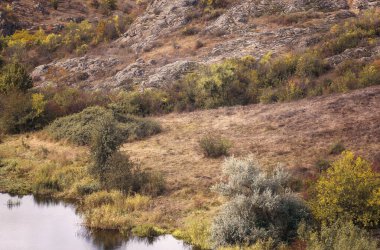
[141,60,200,88]
[113,60,147,88]
[31,0,379,91]
[32,56,120,85]
[117,0,197,53]
[325,45,380,67]
[295,0,349,11]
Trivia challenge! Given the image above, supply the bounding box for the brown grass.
[0,86,379,229]
[117,86,380,227]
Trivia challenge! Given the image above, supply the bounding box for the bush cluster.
[310,151,380,227]
[89,114,164,196]
[199,134,231,158]
[0,15,132,66]
[211,157,310,248]
[47,106,161,146]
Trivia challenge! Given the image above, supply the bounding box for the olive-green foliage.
[114,89,172,116]
[329,142,345,155]
[90,114,122,183]
[0,62,32,93]
[88,110,164,195]
[51,0,59,10]
[0,91,46,134]
[295,52,328,78]
[261,53,299,86]
[47,106,161,146]
[199,134,231,158]
[311,151,380,227]
[212,157,310,248]
[173,212,212,249]
[331,60,380,92]
[321,9,380,57]
[298,220,378,250]
[132,224,166,238]
[33,163,86,195]
[99,151,163,195]
[200,0,229,8]
[2,15,131,62]
[101,0,117,11]
[173,56,259,110]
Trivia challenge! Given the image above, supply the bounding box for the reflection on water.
[0,193,190,250]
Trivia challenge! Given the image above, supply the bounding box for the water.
[0,193,191,250]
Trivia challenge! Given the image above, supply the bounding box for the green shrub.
[199,134,231,158]
[282,80,305,101]
[295,52,328,78]
[99,152,137,193]
[263,53,299,86]
[173,57,259,110]
[320,10,380,57]
[51,0,59,10]
[212,157,310,248]
[114,89,172,116]
[88,114,165,195]
[259,87,279,104]
[132,224,165,238]
[331,71,357,92]
[358,60,380,87]
[182,26,199,36]
[314,159,330,173]
[311,151,380,227]
[0,62,32,93]
[200,0,229,8]
[47,106,161,145]
[298,220,378,250]
[329,142,345,155]
[0,91,46,134]
[173,213,212,249]
[48,106,111,145]
[100,0,117,14]
[76,179,101,195]
[90,115,122,183]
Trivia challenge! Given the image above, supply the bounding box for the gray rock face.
[111,60,201,89]
[326,46,380,67]
[32,56,120,84]
[141,61,200,88]
[117,0,196,53]
[113,61,147,88]
[295,0,349,11]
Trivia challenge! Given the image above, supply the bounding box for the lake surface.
[0,193,191,250]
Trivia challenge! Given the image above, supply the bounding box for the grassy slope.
[0,86,379,230]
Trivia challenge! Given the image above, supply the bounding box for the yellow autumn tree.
[311,151,380,227]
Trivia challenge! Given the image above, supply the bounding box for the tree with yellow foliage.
[311,151,380,227]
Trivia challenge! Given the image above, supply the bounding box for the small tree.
[90,114,122,183]
[211,157,310,248]
[0,62,32,93]
[311,151,380,227]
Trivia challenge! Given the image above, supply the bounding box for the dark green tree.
[90,114,122,182]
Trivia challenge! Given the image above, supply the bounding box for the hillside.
[1,0,378,90]
[0,0,380,249]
